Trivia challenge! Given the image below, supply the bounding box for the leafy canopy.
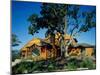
[28,3,96,37]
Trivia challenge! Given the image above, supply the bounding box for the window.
[32,48,40,56]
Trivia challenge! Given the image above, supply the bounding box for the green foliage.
[12,57,96,74]
[67,58,79,70]
[12,61,36,74]
[48,64,54,71]
[12,59,59,74]
[28,3,96,37]
[12,33,21,46]
[67,62,77,70]
[80,57,96,69]
[79,10,96,32]
[28,3,68,36]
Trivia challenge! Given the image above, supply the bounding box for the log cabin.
[20,38,59,60]
[20,32,95,61]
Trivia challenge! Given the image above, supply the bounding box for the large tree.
[27,3,96,58]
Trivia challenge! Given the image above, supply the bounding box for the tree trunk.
[60,34,65,58]
[50,33,56,58]
[60,16,67,58]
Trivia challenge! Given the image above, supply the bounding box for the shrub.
[48,64,54,71]
[65,58,80,70]
[80,57,96,69]
[67,62,77,70]
[12,61,37,74]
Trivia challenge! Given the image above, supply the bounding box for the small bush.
[67,58,78,70]
[67,62,77,70]
[66,58,80,70]
[80,57,96,69]
[48,64,54,71]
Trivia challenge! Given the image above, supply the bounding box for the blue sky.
[11,1,96,50]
